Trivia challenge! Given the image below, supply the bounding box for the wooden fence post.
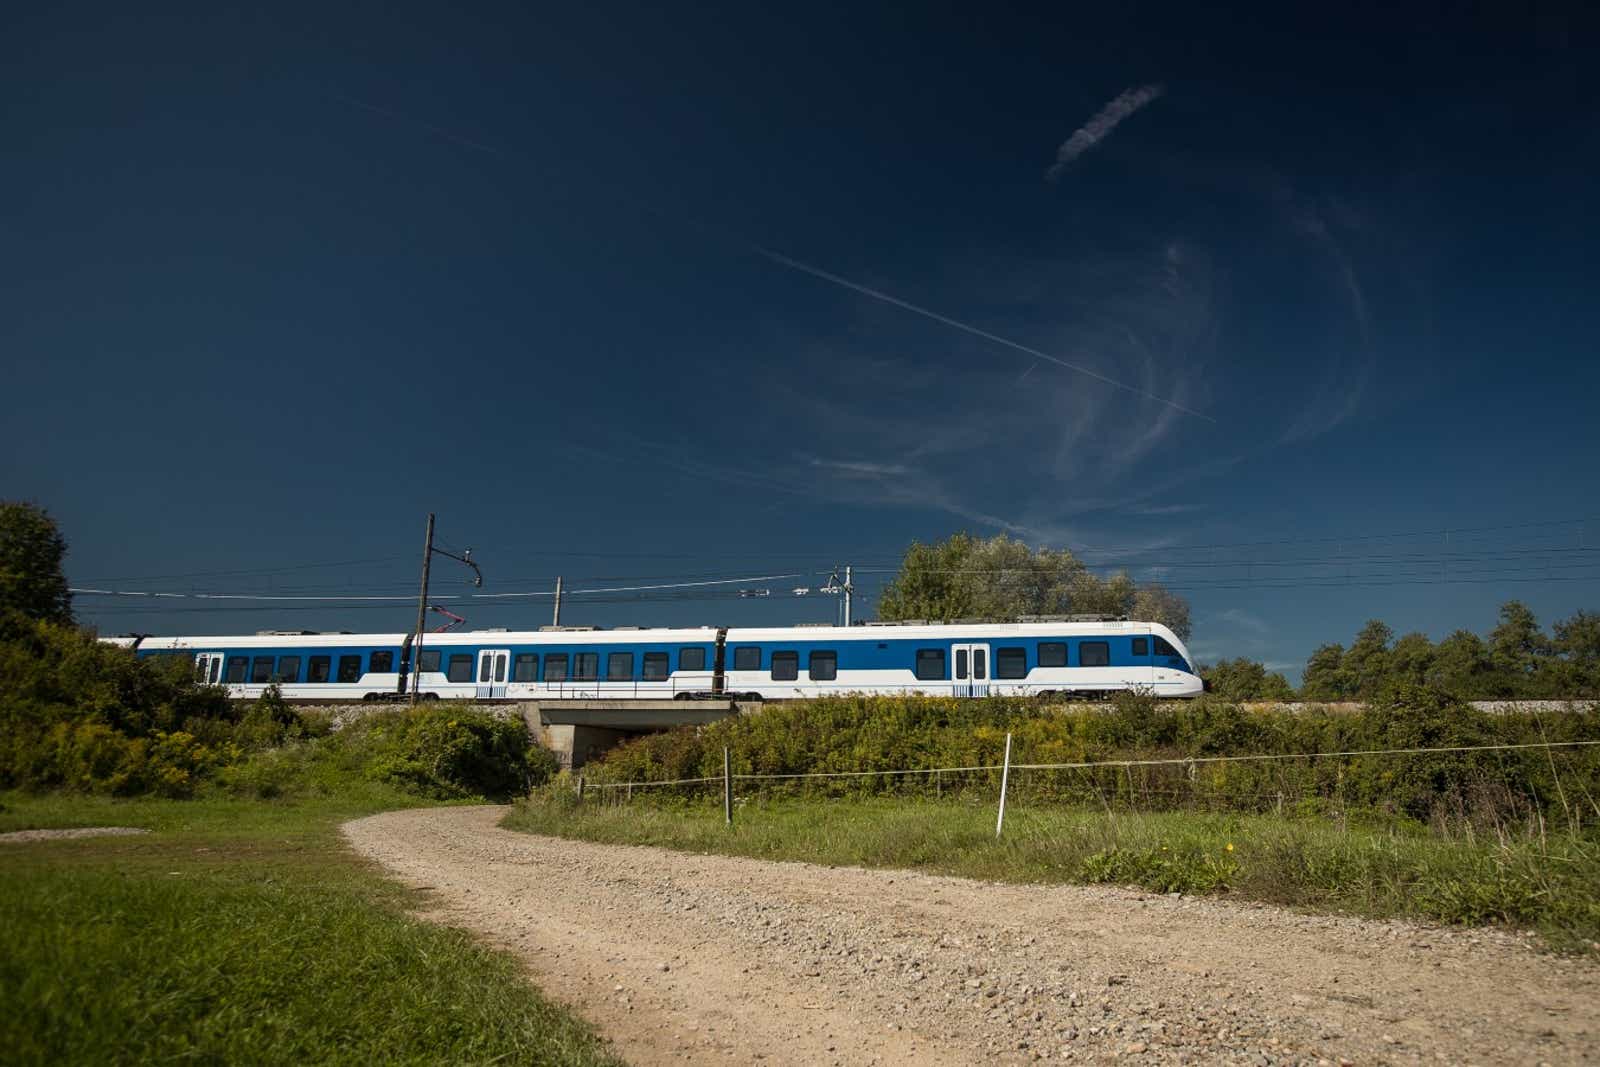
[996,732,1013,838]
[576,775,586,803]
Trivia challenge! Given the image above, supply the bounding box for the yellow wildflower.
[1225,842,1234,852]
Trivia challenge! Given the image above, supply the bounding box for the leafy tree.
[1130,586,1192,647]
[0,501,72,624]
[1299,643,1349,700]
[876,533,1192,639]
[1486,601,1551,697]
[1201,658,1294,701]
[1428,629,1492,696]
[1550,611,1600,697]
[1387,631,1437,687]
[874,534,982,622]
[1344,620,1394,697]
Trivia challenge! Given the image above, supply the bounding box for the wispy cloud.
[1215,607,1270,633]
[1128,503,1203,516]
[755,246,1213,422]
[806,457,911,478]
[1276,191,1375,444]
[1046,84,1165,181]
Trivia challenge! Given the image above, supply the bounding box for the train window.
[996,647,1027,679]
[642,652,670,680]
[1038,642,1067,668]
[1153,636,1180,659]
[1132,637,1149,656]
[955,648,967,680]
[307,656,331,683]
[479,656,493,683]
[574,653,599,680]
[607,652,634,680]
[771,651,799,681]
[370,651,394,673]
[679,647,706,671]
[915,648,945,680]
[1080,641,1110,667]
[809,650,837,681]
[972,648,986,680]
[274,656,301,683]
[419,650,441,673]
[513,654,538,682]
[445,655,472,682]
[251,657,275,684]
[223,656,248,683]
[544,653,568,681]
[339,655,365,683]
[733,646,760,671]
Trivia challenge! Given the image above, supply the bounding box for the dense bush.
[0,612,556,801]
[340,708,555,800]
[581,688,1600,828]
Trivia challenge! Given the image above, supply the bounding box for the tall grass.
[506,792,1600,952]
[583,688,1600,831]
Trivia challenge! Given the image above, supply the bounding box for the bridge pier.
[526,699,742,770]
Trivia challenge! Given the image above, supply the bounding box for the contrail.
[756,247,1214,422]
[329,92,505,156]
[1046,83,1164,181]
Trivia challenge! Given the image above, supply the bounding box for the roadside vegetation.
[1,790,622,1067]
[0,502,603,1066]
[510,689,1600,951]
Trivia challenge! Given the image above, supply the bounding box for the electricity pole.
[552,575,563,626]
[409,513,483,704]
[844,565,853,626]
[411,515,435,705]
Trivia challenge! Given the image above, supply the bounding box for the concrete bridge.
[527,699,750,769]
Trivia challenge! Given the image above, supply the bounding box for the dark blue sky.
[5,2,1597,679]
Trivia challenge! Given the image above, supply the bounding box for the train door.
[194,652,223,685]
[476,648,509,699]
[952,643,990,698]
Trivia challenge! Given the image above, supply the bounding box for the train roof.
[131,627,720,650]
[726,620,1186,644]
[123,618,1187,651]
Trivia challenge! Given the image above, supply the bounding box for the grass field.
[0,790,622,1067]
[507,791,1600,953]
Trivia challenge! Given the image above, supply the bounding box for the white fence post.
[723,745,733,826]
[996,732,1013,838]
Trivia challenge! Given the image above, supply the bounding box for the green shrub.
[343,708,543,801]
[579,691,1600,828]
[0,613,557,801]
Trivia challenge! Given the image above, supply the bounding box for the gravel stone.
[344,806,1600,1067]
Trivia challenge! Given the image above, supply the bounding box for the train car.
[128,628,720,701]
[119,618,1201,700]
[721,619,1200,699]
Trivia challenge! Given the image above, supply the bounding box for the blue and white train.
[107,619,1203,700]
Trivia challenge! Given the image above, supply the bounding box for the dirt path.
[343,807,1597,1066]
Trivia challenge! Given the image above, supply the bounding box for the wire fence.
[571,738,1600,836]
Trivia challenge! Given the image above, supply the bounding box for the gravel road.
[343,807,1597,1066]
